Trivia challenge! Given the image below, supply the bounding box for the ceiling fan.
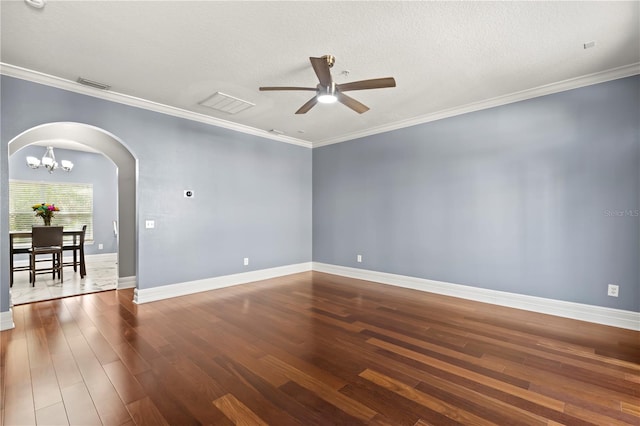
[259,55,396,114]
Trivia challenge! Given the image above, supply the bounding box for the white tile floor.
[10,254,118,305]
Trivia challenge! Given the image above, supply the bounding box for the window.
[9,180,94,241]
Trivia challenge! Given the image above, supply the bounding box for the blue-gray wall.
[313,76,640,312]
[1,74,638,314]
[9,145,118,255]
[1,75,312,313]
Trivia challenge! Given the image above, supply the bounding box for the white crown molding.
[1,309,15,331]
[312,262,640,331]
[134,262,312,304]
[3,62,638,150]
[0,63,312,149]
[313,62,640,148]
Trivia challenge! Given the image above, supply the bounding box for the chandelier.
[26,146,74,173]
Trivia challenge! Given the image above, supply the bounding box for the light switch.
[145,220,155,229]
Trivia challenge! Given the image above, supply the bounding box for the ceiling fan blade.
[337,92,369,114]
[337,77,396,92]
[310,56,333,87]
[259,86,317,91]
[295,97,318,114]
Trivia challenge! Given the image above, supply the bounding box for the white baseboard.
[312,262,640,331]
[117,275,136,289]
[1,309,15,331]
[12,252,117,267]
[7,258,635,331]
[134,262,312,304]
[86,252,118,262]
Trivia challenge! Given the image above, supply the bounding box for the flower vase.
[43,217,51,226]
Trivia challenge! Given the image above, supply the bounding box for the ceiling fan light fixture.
[317,94,337,104]
[317,83,337,104]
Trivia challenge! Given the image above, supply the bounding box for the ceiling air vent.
[77,77,111,90]
[199,92,255,114]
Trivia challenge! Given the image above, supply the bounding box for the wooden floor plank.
[60,382,102,426]
[50,352,83,389]
[260,354,378,421]
[1,271,638,425]
[339,377,423,425]
[278,380,366,425]
[367,336,565,411]
[34,401,69,426]
[30,364,63,411]
[133,369,204,426]
[621,401,640,417]
[213,393,269,426]
[213,354,320,426]
[103,359,147,405]
[64,333,133,425]
[2,334,36,426]
[126,396,170,426]
[3,382,36,426]
[143,355,234,425]
[360,368,497,426]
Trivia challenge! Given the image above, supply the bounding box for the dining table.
[10,229,86,285]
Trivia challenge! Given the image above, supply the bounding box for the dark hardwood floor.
[1,271,639,425]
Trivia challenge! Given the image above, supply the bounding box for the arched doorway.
[7,122,137,295]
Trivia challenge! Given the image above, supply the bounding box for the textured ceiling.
[1,1,639,147]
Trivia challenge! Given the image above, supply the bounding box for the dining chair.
[29,226,64,286]
[10,236,30,287]
[63,225,87,278]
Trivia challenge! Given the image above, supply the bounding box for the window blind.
[9,180,94,241]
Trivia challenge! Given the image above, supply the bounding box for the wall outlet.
[244,257,249,266]
[145,220,155,229]
[357,254,362,263]
[98,243,103,250]
[607,284,619,297]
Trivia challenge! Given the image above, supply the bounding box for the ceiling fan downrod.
[322,55,336,68]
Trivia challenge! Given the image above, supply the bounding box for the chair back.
[32,226,63,248]
[79,225,87,245]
